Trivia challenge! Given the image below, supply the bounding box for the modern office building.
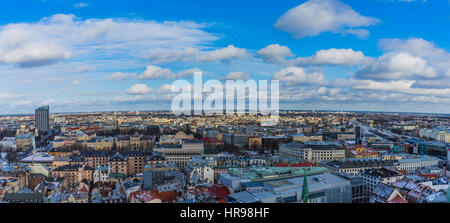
[35,105,50,133]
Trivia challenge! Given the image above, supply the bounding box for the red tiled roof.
[207,185,230,199]
[387,194,408,203]
[150,190,178,203]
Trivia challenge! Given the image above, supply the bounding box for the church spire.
[301,169,309,203]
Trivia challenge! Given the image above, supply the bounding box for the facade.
[51,164,94,188]
[360,168,404,193]
[115,134,155,151]
[227,173,352,203]
[143,163,185,190]
[407,139,449,160]
[324,159,398,175]
[219,166,330,193]
[280,141,345,163]
[78,150,152,177]
[346,145,378,159]
[93,165,110,183]
[153,140,204,167]
[396,155,440,171]
[291,134,322,142]
[35,106,50,133]
[15,134,33,152]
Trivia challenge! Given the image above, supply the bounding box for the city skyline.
[0,0,450,114]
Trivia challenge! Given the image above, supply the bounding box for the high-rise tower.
[35,105,50,134]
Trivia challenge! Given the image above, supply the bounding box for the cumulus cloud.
[274,0,380,39]
[356,38,450,82]
[148,47,200,64]
[257,44,294,64]
[357,52,437,80]
[126,84,153,95]
[138,65,172,80]
[0,14,217,68]
[105,72,137,81]
[272,66,326,85]
[138,65,201,80]
[333,78,416,91]
[221,71,250,80]
[295,48,372,66]
[156,84,174,94]
[196,45,249,63]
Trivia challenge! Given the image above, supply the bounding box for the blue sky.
[0,0,449,114]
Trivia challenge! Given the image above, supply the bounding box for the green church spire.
[301,170,309,203]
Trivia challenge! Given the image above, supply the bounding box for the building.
[93,165,110,183]
[77,150,152,177]
[153,140,204,167]
[227,173,351,203]
[420,129,450,143]
[2,191,44,203]
[115,134,155,151]
[279,141,345,163]
[51,164,94,188]
[219,166,329,193]
[143,163,185,190]
[15,134,33,152]
[35,106,50,133]
[346,145,378,159]
[323,159,398,175]
[360,168,404,193]
[395,155,441,171]
[334,173,368,203]
[370,183,408,203]
[407,139,449,160]
[185,156,215,185]
[291,134,322,142]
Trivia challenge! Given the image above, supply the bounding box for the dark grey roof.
[2,192,43,201]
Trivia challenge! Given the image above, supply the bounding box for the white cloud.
[175,68,202,79]
[196,45,249,63]
[274,0,379,39]
[148,47,200,64]
[333,78,415,91]
[74,2,90,8]
[357,52,437,80]
[156,84,174,94]
[76,64,94,73]
[295,48,372,66]
[0,14,217,67]
[221,71,250,80]
[257,44,294,64]
[272,66,326,85]
[126,84,153,95]
[138,65,173,80]
[105,72,137,81]
[138,65,201,80]
[72,80,83,86]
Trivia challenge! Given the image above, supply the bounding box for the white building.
[360,168,404,193]
[94,165,110,183]
[396,155,441,171]
[154,140,204,167]
[280,141,345,163]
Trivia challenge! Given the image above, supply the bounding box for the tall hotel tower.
[35,105,50,133]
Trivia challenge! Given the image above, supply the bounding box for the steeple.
[301,169,309,203]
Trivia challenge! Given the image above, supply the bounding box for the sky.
[0,0,449,114]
